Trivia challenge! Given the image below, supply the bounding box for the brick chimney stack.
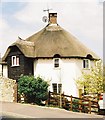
[49,13,57,24]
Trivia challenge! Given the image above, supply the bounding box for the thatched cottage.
[2,13,99,96]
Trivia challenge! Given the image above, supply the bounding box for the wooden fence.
[46,91,99,114]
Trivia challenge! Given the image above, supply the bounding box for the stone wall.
[0,76,17,102]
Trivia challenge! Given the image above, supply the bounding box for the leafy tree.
[18,75,49,104]
[76,61,103,94]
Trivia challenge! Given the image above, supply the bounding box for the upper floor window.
[54,58,59,68]
[83,59,90,69]
[53,54,60,68]
[11,56,19,66]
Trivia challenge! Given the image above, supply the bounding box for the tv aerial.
[42,16,48,23]
[42,8,52,23]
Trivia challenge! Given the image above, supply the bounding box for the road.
[0,101,104,119]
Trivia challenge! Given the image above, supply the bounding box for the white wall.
[34,58,96,97]
[3,65,8,78]
[0,64,8,78]
[0,64,2,76]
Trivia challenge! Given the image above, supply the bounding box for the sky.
[0,0,104,61]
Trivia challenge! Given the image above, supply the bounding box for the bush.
[72,99,79,112]
[18,75,49,105]
[72,99,88,113]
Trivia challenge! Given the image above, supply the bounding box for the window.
[52,83,62,93]
[11,56,19,66]
[83,59,90,69]
[52,83,57,93]
[58,84,62,94]
[54,58,59,68]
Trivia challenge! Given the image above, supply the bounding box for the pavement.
[0,101,105,119]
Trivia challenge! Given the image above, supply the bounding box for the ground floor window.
[58,84,62,94]
[52,83,62,94]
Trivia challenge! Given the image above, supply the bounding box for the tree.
[18,75,49,104]
[76,61,103,94]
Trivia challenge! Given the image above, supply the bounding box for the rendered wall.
[34,58,95,97]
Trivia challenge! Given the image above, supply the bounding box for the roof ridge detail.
[46,24,62,31]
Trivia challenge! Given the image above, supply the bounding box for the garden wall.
[0,76,17,102]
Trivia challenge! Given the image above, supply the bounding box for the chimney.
[49,13,57,24]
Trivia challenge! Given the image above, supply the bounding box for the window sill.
[11,65,20,67]
[53,68,61,70]
[53,67,61,70]
[83,68,90,70]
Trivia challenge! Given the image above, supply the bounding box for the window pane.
[11,56,19,66]
[52,83,57,93]
[58,84,62,94]
[83,59,90,69]
[83,60,85,68]
[86,60,89,68]
[13,57,15,65]
[16,57,19,65]
[12,56,16,66]
[54,59,59,67]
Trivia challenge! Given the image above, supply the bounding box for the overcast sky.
[0,0,103,60]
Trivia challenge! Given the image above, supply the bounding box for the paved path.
[0,101,104,119]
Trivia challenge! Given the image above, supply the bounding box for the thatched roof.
[3,23,99,61]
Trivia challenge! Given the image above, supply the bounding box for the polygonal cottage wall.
[0,77,17,102]
[34,58,96,97]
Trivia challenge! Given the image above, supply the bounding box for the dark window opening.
[53,54,60,58]
[52,83,62,94]
[54,58,59,68]
[83,59,90,69]
[52,83,57,93]
[58,84,62,94]
[86,54,93,59]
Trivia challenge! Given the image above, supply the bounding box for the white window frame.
[11,56,19,66]
[83,59,90,69]
[52,83,62,94]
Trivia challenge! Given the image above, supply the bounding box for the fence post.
[13,82,17,102]
[70,95,73,111]
[46,91,50,106]
[62,93,65,107]
[89,100,91,114]
[59,93,62,108]
[48,91,51,105]
[79,98,82,113]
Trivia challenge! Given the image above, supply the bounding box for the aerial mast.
[43,8,52,23]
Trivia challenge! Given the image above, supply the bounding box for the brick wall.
[0,76,17,102]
